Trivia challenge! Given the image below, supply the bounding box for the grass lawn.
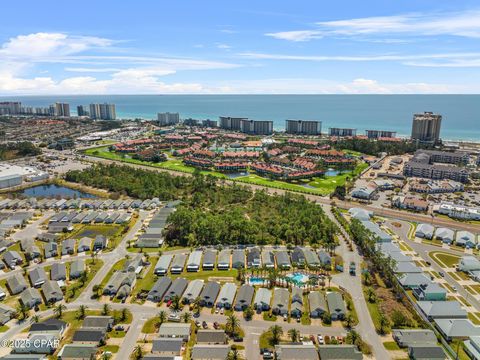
[66,259,104,302]
[259,330,274,349]
[430,251,460,268]
[84,145,368,196]
[0,325,9,332]
[170,268,238,282]
[100,345,119,353]
[142,316,159,333]
[383,341,401,351]
[468,313,480,325]
[130,257,159,302]
[99,258,127,288]
[109,330,126,338]
[398,242,413,252]
[458,296,471,308]
[263,312,278,322]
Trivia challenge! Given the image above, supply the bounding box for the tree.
[77,305,88,320]
[92,284,101,298]
[269,325,283,345]
[345,313,355,329]
[54,304,66,319]
[120,308,129,323]
[362,272,372,286]
[102,303,111,316]
[133,345,143,360]
[346,329,360,345]
[379,313,389,334]
[288,328,300,343]
[227,348,240,360]
[31,315,40,323]
[181,312,192,323]
[391,310,407,327]
[170,296,182,312]
[80,271,88,285]
[365,287,376,303]
[322,312,331,325]
[156,310,167,329]
[243,306,254,321]
[226,314,240,336]
[16,300,29,320]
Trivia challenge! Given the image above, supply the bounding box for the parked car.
[202,321,208,329]
[317,335,324,345]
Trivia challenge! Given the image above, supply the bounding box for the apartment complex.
[219,116,247,131]
[77,105,89,117]
[329,127,357,137]
[239,119,273,135]
[157,112,180,126]
[0,102,22,115]
[365,130,397,139]
[52,103,70,117]
[89,103,116,120]
[403,150,469,183]
[285,119,321,135]
[411,112,442,144]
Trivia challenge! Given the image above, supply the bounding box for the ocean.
[2,95,479,141]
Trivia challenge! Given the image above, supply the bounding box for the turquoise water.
[286,272,309,284]
[3,95,479,141]
[249,277,265,285]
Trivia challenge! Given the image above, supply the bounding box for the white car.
[317,335,324,345]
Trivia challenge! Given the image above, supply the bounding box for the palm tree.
[170,296,182,312]
[243,306,254,321]
[269,325,283,345]
[347,329,360,345]
[77,305,88,320]
[156,310,167,329]
[379,314,389,335]
[179,311,190,323]
[362,272,372,286]
[102,303,111,316]
[80,271,88,285]
[365,287,376,303]
[288,328,300,343]
[345,313,354,329]
[54,304,66,319]
[31,315,40,323]
[120,308,129,322]
[227,348,240,360]
[226,314,240,336]
[92,284,101,298]
[133,345,143,360]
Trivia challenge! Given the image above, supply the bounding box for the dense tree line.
[66,164,338,247]
[330,138,429,156]
[0,141,41,160]
[65,164,190,200]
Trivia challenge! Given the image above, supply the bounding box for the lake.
[19,184,97,199]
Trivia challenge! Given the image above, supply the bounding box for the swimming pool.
[249,277,266,285]
[286,272,309,285]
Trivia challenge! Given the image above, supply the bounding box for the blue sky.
[1,0,480,94]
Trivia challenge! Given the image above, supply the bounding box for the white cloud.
[266,9,480,41]
[0,32,113,58]
[265,30,322,42]
[216,43,232,50]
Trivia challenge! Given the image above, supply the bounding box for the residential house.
[77,237,92,253]
[413,283,447,301]
[232,249,245,269]
[415,223,435,239]
[170,254,187,274]
[392,329,437,348]
[199,281,220,307]
[57,344,97,360]
[247,248,261,268]
[317,345,362,360]
[20,287,42,309]
[61,238,76,255]
[216,282,237,309]
[155,254,173,275]
[254,288,271,311]
[163,278,188,302]
[434,319,480,341]
[196,330,227,344]
[183,279,204,304]
[202,250,216,270]
[7,273,27,294]
[72,329,106,345]
[158,323,191,341]
[151,338,183,357]
[42,280,63,303]
[93,235,107,251]
[44,242,58,259]
[51,262,67,281]
[318,251,331,268]
[191,345,230,360]
[275,344,319,360]
[187,251,202,272]
[408,345,446,360]
[309,291,327,318]
[418,301,467,320]
[261,250,275,268]
[291,247,306,268]
[290,287,303,318]
[326,292,346,321]
[70,259,85,279]
[233,284,254,311]
[275,251,291,270]
[217,250,231,270]
[29,267,47,287]
[147,277,172,302]
[435,228,455,244]
[272,288,289,316]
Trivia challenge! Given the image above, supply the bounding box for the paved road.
[81,153,480,233]
[325,206,391,360]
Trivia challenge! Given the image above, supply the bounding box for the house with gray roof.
[434,319,480,341]
[151,337,183,356]
[458,256,480,272]
[318,251,331,268]
[436,227,455,244]
[413,282,447,301]
[408,345,446,360]
[232,249,245,269]
[202,249,216,270]
[72,328,106,345]
[147,277,172,302]
[29,267,47,287]
[0,304,14,326]
[392,329,437,348]
[3,250,23,269]
[51,262,67,281]
[275,251,291,270]
[348,207,372,221]
[394,262,422,274]
[191,345,230,360]
[20,287,42,309]
[103,271,135,296]
[70,259,85,279]
[61,238,76,255]
[82,316,114,331]
[155,254,173,275]
[200,281,220,307]
[196,329,227,344]
[260,250,274,269]
[303,248,320,268]
[326,291,346,320]
[170,253,187,274]
[77,237,92,253]
[418,301,467,320]
[361,221,392,242]
[57,344,97,359]
[290,287,303,318]
[42,280,63,303]
[216,282,237,309]
[291,247,306,268]
[44,242,58,259]
[254,288,271,311]
[247,247,261,268]
[275,344,319,360]
[158,322,191,341]
[272,288,289,315]
[415,223,435,239]
[317,345,363,360]
[217,249,231,270]
[7,273,27,294]
[93,235,107,251]
[456,231,476,248]
[309,291,327,318]
[163,277,188,302]
[187,251,202,272]
[123,254,142,272]
[234,284,254,311]
[464,336,480,360]
[398,273,431,289]
[183,279,204,304]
